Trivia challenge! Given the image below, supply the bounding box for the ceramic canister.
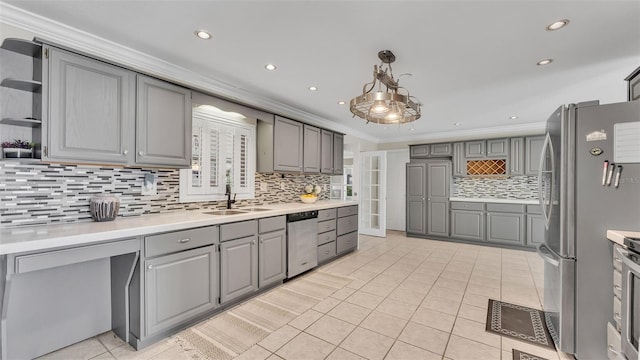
[89,194,121,222]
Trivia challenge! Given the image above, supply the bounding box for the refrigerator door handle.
[538,133,553,229]
[537,243,560,267]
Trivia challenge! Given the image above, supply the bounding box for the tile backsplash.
[0,161,329,227]
[451,175,539,200]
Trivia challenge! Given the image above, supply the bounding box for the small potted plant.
[301,184,322,203]
[1,139,34,159]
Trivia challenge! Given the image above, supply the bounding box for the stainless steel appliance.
[286,211,318,278]
[537,100,640,359]
[622,237,640,360]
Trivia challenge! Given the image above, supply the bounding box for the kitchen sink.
[203,210,247,216]
[242,208,273,212]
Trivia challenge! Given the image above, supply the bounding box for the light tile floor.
[37,231,570,360]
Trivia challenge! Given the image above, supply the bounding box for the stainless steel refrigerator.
[537,100,640,359]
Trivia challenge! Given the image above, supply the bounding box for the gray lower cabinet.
[453,142,465,177]
[320,129,333,174]
[333,133,344,174]
[509,137,524,176]
[136,75,191,167]
[525,136,545,175]
[145,245,217,336]
[526,205,545,248]
[336,205,358,254]
[258,229,286,288]
[274,116,304,172]
[486,212,525,245]
[303,125,321,173]
[46,46,136,164]
[451,210,485,241]
[220,235,258,304]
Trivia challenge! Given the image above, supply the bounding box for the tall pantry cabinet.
[406,161,451,237]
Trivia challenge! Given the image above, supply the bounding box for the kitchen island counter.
[607,229,640,246]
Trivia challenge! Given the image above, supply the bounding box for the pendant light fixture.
[349,50,421,124]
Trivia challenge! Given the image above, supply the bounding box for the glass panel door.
[359,151,386,237]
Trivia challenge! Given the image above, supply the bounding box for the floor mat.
[486,299,555,350]
[512,349,550,360]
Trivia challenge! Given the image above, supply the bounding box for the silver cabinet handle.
[260,238,264,244]
[123,149,129,155]
[252,239,256,245]
[614,284,622,290]
[178,238,191,243]
[614,312,621,320]
[147,265,153,270]
[138,151,144,156]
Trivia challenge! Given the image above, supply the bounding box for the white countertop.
[607,229,640,246]
[0,200,358,255]
[449,197,539,205]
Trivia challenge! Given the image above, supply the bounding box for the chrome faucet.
[225,184,236,209]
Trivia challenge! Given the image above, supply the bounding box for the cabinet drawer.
[318,208,337,221]
[613,270,622,299]
[451,202,484,211]
[220,220,258,242]
[614,296,622,332]
[318,241,336,263]
[318,230,336,246]
[259,216,285,234]
[486,203,525,213]
[607,322,622,360]
[146,226,217,258]
[337,232,358,254]
[337,205,358,218]
[526,205,542,214]
[318,220,336,234]
[337,215,358,236]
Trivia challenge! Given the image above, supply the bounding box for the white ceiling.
[3,1,640,143]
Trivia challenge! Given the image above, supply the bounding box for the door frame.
[359,151,387,237]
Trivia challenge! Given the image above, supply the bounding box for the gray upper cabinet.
[453,142,465,177]
[465,140,485,158]
[303,125,321,173]
[406,163,426,234]
[258,229,286,288]
[486,138,508,157]
[333,133,344,175]
[145,245,217,336]
[410,145,429,158]
[509,137,524,176]
[320,129,333,174]
[430,143,452,157]
[136,75,191,167]
[46,47,135,164]
[220,235,258,304]
[273,116,304,172]
[426,162,450,237]
[525,136,545,175]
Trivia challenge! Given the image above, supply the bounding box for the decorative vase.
[300,195,318,204]
[90,194,121,222]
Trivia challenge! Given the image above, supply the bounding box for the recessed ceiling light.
[194,30,212,40]
[337,101,346,105]
[546,19,570,31]
[537,59,553,66]
[264,64,276,71]
[308,86,318,91]
[509,116,519,120]
[409,128,415,131]
[453,122,462,126]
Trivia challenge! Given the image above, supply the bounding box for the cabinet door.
[320,130,333,174]
[465,140,485,158]
[429,143,452,156]
[526,214,545,248]
[220,235,258,303]
[486,138,508,157]
[303,125,321,173]
[453,142,466,177]
[427,162,450,237]
[145,246,217,336]
[410,145,429,158]
[525,136,545,175]
[258,230,286,288]
[509,137,524,176]
[273,116,303,172]
[47,47,135,163]
[136,75,191,167]
[406,163,426,234]
[333,133,344,174]
[451,210,484,241]
[486,212,525,245]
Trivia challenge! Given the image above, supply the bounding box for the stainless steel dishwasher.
[286,211,318,278]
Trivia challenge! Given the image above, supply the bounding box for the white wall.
[385,149,409,231]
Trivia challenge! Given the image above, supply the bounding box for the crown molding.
[384,122,547,144]
[0,2,378,143]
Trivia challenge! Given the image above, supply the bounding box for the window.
[179,109,255,202]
